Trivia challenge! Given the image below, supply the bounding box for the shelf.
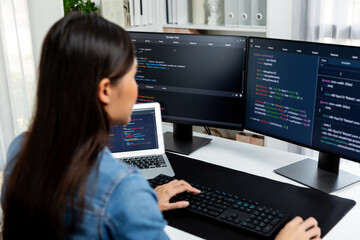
[163,24,267,33]
[125,25,163,32]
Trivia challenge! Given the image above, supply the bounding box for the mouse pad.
[163,152,356,240]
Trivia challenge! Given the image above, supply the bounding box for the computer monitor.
[129,32,247,154]
[245,37,360,193]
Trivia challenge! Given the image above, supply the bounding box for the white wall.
[266,0,293,39]
[27,0,64,69]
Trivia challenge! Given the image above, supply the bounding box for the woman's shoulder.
[96,148,146,191]
[6,132,27,163]
[81,148,167,239]
[86,148,152,211]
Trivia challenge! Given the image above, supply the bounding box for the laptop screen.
[108,108,159,153]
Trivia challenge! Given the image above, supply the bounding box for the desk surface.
[162,130,360,240]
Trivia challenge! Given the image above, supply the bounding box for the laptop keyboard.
[121,155,167,169]
[149,174,292,238]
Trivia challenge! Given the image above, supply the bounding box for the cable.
[204,126,212,135]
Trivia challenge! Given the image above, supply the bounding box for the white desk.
[163,131,360,240]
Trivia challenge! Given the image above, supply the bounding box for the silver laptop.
[108,102,175,179]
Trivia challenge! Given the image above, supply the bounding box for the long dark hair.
[2,12,134,239]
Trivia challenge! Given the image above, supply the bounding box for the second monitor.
[245,37,360,193]
[129,32,247,154]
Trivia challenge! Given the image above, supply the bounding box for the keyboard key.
[271,218,281,226]
[207,206,223,213]
[242,222,255,229]
[263,225,273,233]
[226,217,233,222]
[271,210,278,216]
[209,211,219,217]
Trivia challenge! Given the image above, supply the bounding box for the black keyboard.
[121,155,167,169]
[149,174,292,238]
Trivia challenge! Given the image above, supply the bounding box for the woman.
[1,12,321,240]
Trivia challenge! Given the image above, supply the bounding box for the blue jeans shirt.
[2,133,170,239]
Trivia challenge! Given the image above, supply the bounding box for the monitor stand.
[275,152,360,193]
[164,123,212,155]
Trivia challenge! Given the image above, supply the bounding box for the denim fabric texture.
[2,133,170,240]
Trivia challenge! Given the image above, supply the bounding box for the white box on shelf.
[238,0,251,26]
[224,0,238,27]
[251,0,267,26]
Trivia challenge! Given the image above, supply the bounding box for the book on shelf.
[159,0,167,24]
[134,0,141,26]
[166,0,173,24]
[127,0,159,27]
[147,0,153,24]
[172,0,178,24]
[165,0,190,25]
[177,0,190,24]
[129,0,135,26]
[141,0,148,25]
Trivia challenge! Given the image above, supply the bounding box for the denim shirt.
[2,133,170,240]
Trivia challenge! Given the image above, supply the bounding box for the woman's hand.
[275,216,321,240]
[154,179,201,211]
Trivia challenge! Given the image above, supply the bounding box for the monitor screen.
[245,37,360,163]
[129,32,247,130]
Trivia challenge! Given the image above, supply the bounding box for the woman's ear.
[98,78,111,105]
